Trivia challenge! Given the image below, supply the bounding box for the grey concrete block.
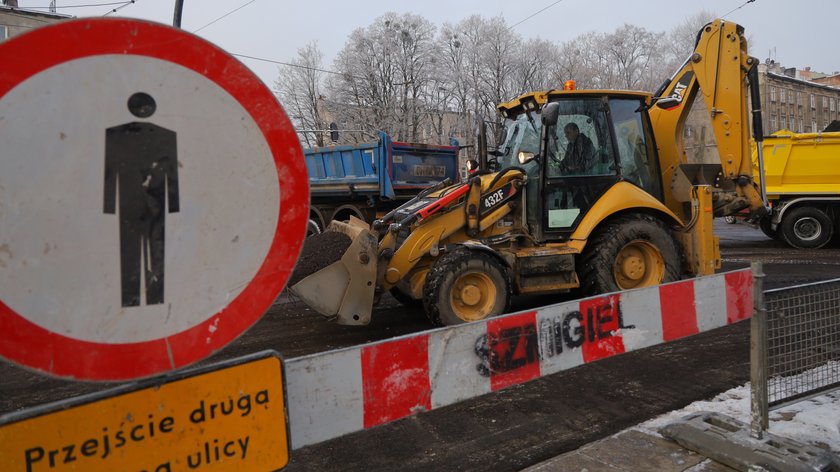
[659,411,840,472]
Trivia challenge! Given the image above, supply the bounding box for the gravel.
[289,231,352,285]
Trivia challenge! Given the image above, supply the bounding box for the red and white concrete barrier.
[285,269,753,449]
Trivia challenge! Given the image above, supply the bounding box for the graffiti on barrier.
[474,324,538,377]
[474,298,636,376]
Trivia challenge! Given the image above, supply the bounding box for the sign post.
[0,18,308,381]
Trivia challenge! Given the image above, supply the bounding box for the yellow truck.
[290,19,767,326]
[754,130,840,248]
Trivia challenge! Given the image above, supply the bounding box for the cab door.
[541,97,619,240]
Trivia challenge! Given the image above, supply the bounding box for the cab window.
[609,98,662,199]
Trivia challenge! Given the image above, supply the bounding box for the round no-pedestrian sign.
[0,19,308,381]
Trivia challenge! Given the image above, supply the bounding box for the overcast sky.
[16,0,840,87]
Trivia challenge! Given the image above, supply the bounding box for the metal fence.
[751,262,840,438]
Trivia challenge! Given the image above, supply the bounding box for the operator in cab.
[558,122,596,175]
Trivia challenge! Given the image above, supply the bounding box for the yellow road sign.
[0,352,289,472]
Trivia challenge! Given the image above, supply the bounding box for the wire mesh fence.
[763,278,840,408]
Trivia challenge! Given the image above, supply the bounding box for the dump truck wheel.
[423,248,511,326]
[581,214,680,295]
[758,216,778,240]
[779,206,833,249]
[724,216,737,224]
[306,219,321,238]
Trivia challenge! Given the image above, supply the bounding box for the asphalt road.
[2,219,839,471]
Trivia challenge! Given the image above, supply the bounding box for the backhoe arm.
[649,19,767,220]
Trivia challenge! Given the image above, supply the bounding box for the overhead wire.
[508,0,565,30]
[192,0,257,33]
[237,0,571,82]
[102,0,135,16]
[231,53,366,80]
[23,1,127,9]
[722,0,756,19]
[21,0,571,83]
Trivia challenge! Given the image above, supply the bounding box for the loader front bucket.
[289,217,379,325]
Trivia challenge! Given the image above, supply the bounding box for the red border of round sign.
[0,19,308,381]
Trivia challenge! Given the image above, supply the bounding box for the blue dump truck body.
[304,131,460,229]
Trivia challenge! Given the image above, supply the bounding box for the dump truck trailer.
[754,130,840,248]
[304,131,461,230]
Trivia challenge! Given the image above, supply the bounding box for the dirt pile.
[288,231,352,285]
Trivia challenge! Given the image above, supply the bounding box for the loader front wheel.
[423,248,511,326]
[581,215,680,295]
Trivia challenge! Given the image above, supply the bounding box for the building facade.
[757,61,840,135]
[683,59,840,164]
[0,4,69,42]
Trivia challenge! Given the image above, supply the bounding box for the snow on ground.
[636,362,840,454]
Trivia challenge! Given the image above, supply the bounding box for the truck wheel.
[423,248,511,326]
[581,214,680,295]
[306,219,321,238]
[779,207,833,249]
[724,216,737,224]
[758,216,778,240]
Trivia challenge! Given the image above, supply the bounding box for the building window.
[811,94,816,109]
[798,92,803,106]
[812,120,818,132]
[780,115,786,129]
[832,99,837,112]
[770,87,776,102]
[798,121,803,133]
[0,25,6,42]
[790,115,795,130]
[823,96,829,109]
[770,114,777,131]
[780,89,786,103]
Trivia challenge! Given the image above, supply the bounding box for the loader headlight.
[518,151,535,164]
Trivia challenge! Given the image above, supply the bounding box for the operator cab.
[496,90,664,241]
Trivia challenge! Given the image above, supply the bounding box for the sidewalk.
[524,383,840,472]
[523,429,736,472]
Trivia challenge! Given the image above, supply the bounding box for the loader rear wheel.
[581,215,680,295]
[779,206,833,249]
[423,248,511,326]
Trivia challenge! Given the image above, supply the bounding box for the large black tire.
[306,219,321,238]
[779,206,833,249]
[423,248,511,326]
[390,284,421,307]
[580,214,681,295]
[758,216,778,240]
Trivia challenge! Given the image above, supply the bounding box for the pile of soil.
[289,231,352,285]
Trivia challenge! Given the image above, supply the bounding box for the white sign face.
[0,19,308,381]
[1,56,279,342]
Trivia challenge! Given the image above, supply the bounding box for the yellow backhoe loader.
[290,19,769,326]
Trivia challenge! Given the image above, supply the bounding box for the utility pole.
[173,0,184,28]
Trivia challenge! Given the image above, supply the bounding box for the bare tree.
[280,9,726,148]
[326,13,437,142]
[601,24,660,90]
[663,10,718,72]
[514,38,560,92]
[274,42,327,147]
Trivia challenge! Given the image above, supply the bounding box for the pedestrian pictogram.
[0,18,309,381]
[105,92,181,308]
